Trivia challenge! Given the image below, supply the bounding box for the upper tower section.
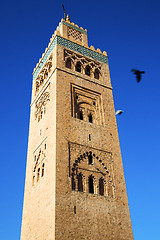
[32,16,108,84]
[58,14,88,47]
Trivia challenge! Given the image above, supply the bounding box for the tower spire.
[62,4,66,20]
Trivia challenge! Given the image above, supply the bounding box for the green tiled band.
[33,36,108,80]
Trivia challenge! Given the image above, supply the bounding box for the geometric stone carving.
[71,84,104,126]
[35,91,50,122]
[64,49,102,79]
[69,142,115,197]
[35,56,52,94]
[68,26,82,42]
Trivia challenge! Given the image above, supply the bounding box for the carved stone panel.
[69,142,115,197]
[71,84,104,126]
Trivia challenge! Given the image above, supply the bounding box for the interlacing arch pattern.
[71,151,114,197]
[32,149,46,186]
[35,56,52,94]
[64,49,101,80]
[35,91,50,122]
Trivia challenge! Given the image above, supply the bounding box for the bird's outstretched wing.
[115,110,124,116]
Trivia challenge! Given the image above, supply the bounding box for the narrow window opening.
[75,62,81,73]
[71,173,76,190]
[77,173,83,192]
[93,101,95,106]
[88,152,93,165]
[99,178,104,196]
[85,66,91,76]
[89,134,91,141]
[88,113,93,123]
[37,168,40,182]
[94,69,100,79]
[34,155,36,161]
[89,176,94,194]
[44,144,46,149]
[42,163,45,177]
[79,110,83,120]
[74,206,76,214]
[66,58,72,69]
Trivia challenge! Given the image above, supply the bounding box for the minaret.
[21,16,134,240]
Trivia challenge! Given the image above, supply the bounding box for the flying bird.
[131,69,145,83]
[115,110,124,116]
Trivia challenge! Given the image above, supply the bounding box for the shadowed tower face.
[21,15,134,240]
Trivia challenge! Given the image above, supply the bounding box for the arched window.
[36,81,39,91]
[88,152,93,165]
[79,109,83,120]
[71,173,76,190]
[88,113,93,123]
[77,173,83,192]
[40,77,44,85]
[66,58,72,69]
[42,163,45,177]
[94,69,100,79]
[37,168,40,182]
[88,175,94,194]
[99,178,104,196]
[75,62,81,73]
[85,66,91,76]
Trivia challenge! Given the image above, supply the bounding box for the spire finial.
[62,4,66,20]
[66,14,71,23]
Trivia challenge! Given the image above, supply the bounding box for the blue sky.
[0,0,160,239]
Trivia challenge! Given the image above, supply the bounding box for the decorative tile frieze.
[33,36,108,80]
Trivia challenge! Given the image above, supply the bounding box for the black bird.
[132,69,145,83]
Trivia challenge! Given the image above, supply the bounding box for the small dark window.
[85,66,91,76]
[94,69,100,79]
[88,113,93,123]
[99,178,104,196]
[74,206,76,214]
[93,101,95,106]
[66,58,72,69]
[42,163,45,177]
[34,155,36,161]
[89,176,94,194]
[75,62,81,72]
[77,173,83,192]
[88,152,93,165]
[44,144,46,149]
[37,168,40,182]
[71,174,76,190]
[89,134,91,141]
[79,110,83,120]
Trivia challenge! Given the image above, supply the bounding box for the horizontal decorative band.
[33,36,108,80]
[57,36,108,64]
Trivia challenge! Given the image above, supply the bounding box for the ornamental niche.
[35,91,50,122]
[71,84,104,126]
[64,49,102,80]
[69,143,115,198]
[32,140,47,186]
[35,56,52,94]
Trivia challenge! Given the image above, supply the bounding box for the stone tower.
[21,16,134,240]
